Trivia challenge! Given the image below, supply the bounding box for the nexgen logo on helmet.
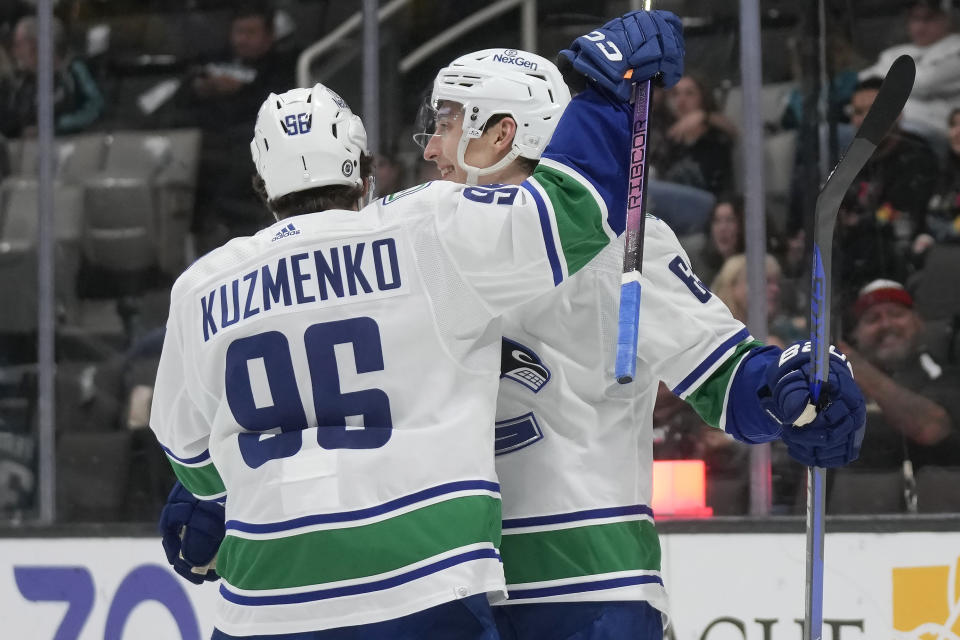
[491,49,539,70]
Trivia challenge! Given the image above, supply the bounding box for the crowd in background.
[0,0,958,522]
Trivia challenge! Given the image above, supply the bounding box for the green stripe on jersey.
[532,164,611,275]
[218,494,501,591]
[685,339,763,428]
[500,519,660,585]
[167,458,226,498]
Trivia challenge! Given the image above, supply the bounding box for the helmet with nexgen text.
[251,82,368,201]
[415,48,571,185]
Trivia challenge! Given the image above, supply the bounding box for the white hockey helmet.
[251,83,368,201]
[415,48,571,185]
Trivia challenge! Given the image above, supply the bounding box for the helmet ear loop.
[456,124,523,186]
[360,174,376,209]
[456,131,482,186]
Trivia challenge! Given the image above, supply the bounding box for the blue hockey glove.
[159,481,225,585]
[761,341,866,468]
[559,10,685,101]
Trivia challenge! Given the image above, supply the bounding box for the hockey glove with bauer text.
[160,481,225,585]
[727,341,866,467]
[559,10,685,101]
[762,341,866,467]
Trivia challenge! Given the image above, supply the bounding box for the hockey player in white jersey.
[149,13,687,639]
[417,11,866,640]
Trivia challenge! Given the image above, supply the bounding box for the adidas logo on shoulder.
[272,222,300,242]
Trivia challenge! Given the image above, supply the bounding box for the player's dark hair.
[483,114,538,175]
[253,152,374,220]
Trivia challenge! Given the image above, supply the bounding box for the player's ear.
[492,117,518,150]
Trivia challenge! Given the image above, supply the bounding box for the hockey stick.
[614,75,654,384]
[802,53,915,640]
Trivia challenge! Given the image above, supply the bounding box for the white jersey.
[149,85,636,637]
[494,209,756,613]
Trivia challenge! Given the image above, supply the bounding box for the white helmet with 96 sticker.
[251,83,367,201]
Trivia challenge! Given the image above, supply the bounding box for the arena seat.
[0,247,38,337]
[102,129,199,182]
[4,138,21,175]
[99,129,200,275]
[722,82,796,134]
[706,473,749,516]
[5,129,200,279]
[915,466,960,513]
[1,178,86,322]
[0,178,84,244]
[54,360,123,434]
[9,134,105,183]
[56,430,132,521]
[913,244,960,322]
[82,176,157,274]
[724,82,798,231]
[827,468,904,514]
[57,133,108,184]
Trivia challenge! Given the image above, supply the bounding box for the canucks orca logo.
[500,337,550,393]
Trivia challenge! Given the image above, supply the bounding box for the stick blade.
[817,55,914,219]
[857,54,916,147]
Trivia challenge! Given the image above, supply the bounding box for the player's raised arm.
[429,11,684,314]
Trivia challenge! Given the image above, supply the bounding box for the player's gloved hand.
[159,481,225,585]
[559,10,685,101]
[760,341,866,467]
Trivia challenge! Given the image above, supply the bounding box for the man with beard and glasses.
[838,279,960,491]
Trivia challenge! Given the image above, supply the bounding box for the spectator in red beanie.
[838,279,960,506]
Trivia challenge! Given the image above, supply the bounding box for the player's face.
[853,302,921,368]
[422,103,467,181]
[422,102,503,183]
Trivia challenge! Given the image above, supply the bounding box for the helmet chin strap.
[456,134,521,186]
[358,174,376,209]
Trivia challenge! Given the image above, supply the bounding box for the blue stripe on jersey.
[671,328,752,397]
[507,574,663,600]
[521,180,563,286]
[160,444,211,465]
[502,504,653,529]
[219,548,501,605]
[226,479,501,533]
